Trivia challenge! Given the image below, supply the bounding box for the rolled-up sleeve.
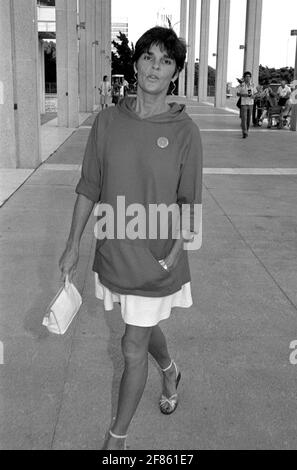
[177,123,203,249]
[75,115,101,202]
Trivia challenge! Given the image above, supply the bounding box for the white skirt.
[94,273,193,327]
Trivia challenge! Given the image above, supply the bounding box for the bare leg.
[102,324,153,450]
[148,325,180,403]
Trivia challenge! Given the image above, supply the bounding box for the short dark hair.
[132,26,187,72]
[103,75,108,80]
[243,71,252,78]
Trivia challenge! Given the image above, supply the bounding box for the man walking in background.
[237,71,257,138]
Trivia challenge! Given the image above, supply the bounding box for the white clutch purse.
[42,276,82,335]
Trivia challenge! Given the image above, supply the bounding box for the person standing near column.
[99,75,112,110]
[237,71,257,138]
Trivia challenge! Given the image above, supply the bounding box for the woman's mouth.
[147,75,159,81]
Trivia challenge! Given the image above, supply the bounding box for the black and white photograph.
[0,0,297,456]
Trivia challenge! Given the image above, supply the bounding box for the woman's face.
[244,74,251,85]
[135,43,178,96]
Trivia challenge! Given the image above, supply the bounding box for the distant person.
[112,79,121,105]
[236,71,257,138]
[123,78,129,96]
[99,75,111,110]
[277,80,291,107]
[258,80,276,125]
[277,80,291,121]
[253,85,264,126]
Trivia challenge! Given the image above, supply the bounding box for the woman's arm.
[59,194,95,281]
[164,124,203,271]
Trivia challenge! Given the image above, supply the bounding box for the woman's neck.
[134,89,170,119]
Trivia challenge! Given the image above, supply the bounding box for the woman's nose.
[152,60,160,70]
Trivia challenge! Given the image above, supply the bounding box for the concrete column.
[94,0,111,100]
[39,41,46,115]
[78,0,95,112]
[0,0,41,169]
[295,36,297,80]
[186,0,197,99]
[198,0,210,102]
[243,0,263,86]
[95,0,102,105]
[100,0,111,83]
[0,0,17,167]
[87,0,96,111]
[290,37,297,131]
[105,0,112,83]
[215,0,230,108]
[78,0,86,111]
[56,0,79,127]
[178,0,187,96]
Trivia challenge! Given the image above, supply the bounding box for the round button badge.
[157,137,169,149]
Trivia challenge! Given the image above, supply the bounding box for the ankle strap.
[109,429,128,439]
[161,359,173,372]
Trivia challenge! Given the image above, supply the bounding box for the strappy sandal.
[159,360,181,415]
[102,429,128,450]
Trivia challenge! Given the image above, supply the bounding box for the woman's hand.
[58,194,95,283]
[59,243,79,283]
[161,238,184,272]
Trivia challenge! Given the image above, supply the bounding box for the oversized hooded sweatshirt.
[76,97,203,297]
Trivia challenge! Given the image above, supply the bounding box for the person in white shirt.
[123,78,129,96]
[277,80,292,123]
[99,75,112,110]
[237,71,257,138]
[277,80,291,106]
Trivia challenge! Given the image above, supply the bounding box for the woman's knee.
[121,327,152,366]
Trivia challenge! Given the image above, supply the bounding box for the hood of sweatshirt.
[117,96,190,123]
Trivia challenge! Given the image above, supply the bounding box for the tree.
[111,32,135,85]
[259,65,294,84]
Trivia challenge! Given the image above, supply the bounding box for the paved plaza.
[1,99,297,450]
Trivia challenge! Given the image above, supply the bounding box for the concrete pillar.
[0,0,41,169]
[178,0,187,96]
[87,0,96,111]
[105,0,112,83]
[95,1,102,105]
[186,0,197,99]
[93,0,111,103]
[56,0,79,127]
[290,37,297,132]
[215,0,230,108]
[100,0,111,83]
[198,0,210,102]
[0,0,17,167]
[295,36,297,80]
[78,0,95,113]
[39,41,46,115]
[243,0,263,86]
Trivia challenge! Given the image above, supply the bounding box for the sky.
[112,0,297,86]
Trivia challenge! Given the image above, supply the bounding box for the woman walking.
[59,26,203,450]
[99,75,111,110]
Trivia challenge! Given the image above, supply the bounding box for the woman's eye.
[162,58,172,65]
[143,54,152,60]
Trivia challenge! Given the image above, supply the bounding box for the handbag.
[236,97,241,109]
[42,276,82,335]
